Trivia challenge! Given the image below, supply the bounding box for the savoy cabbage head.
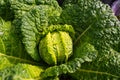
[0,0,120,80]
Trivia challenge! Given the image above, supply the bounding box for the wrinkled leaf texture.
[0,0,120,80]
[0,0,88,80]
[0,16,45,80]
[11,0,62,61]
[59,0,120,79]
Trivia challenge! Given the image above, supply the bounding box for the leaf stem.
[0,53,39,65]
[78,69,120,78]
[74,25,92,45]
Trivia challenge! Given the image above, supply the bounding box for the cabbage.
[0,0,120,80]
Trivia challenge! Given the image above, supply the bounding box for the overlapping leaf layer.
[0,0,120,80]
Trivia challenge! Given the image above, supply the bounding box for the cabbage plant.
[0,0,120,80]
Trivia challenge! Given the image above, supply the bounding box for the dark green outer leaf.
[9,0,62,61]
[20,5,61,61]
[21,7,42,61]
[0,0,62,61]
[41,58,90,79]
[0,17,45,80]
[10,0,61,19]
[58,0,120,79]
[0,0,120,79]
[0,0,14,20]
[0,17,33,60]
[0,17,41,70]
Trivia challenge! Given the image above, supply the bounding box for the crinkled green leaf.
[0,0,120,80]
[10,0,62,61]
[0,18,38,67]
[70,49,120,80]
[0,63,44,80]
[40,43,97,79]
[10,0,61,19]
[21,6,53,61]
[0,0,62,61]
[0,17,41,71]
[0,17,33,60]
[59,0,120,79]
